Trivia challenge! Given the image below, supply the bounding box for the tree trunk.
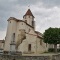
[54,44,57,53]
[59,44,60,49]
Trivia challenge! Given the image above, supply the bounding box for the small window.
[28,44,31,51]
[12,33,15,41]
[32,21,34,27]
[40,40,42,45]
[25,20,27,23]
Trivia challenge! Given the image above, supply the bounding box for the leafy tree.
[43,27,60,52]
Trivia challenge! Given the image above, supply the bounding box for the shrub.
[48,48,60,52]
[48,48,54,52]
[57,49,60,52]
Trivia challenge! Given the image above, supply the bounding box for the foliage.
[48,48,54,52]
[43,27,60,52]
[48,48,60,52]
[57,49,60,52]
[43,27,60,44]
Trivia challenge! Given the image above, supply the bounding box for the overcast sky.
[0,0,60,39]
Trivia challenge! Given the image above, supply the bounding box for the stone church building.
[0,9,48,54]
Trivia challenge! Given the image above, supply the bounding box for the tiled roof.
[0,40,5,43]
[8,17,34,28]
[23,9,34,17]
[35,31,43,39]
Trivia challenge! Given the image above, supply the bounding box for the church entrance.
[28,44,31,51]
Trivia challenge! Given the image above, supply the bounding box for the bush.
[57,49,60,52]
[48,48,54,52]
[48,48,60,52]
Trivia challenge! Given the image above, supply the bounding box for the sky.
[0,0,60,39]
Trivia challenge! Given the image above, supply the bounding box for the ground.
[22,52,60,56]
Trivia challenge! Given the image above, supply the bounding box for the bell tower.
[23,9,35,28]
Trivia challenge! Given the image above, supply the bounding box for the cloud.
[40,0,60,8]
[15,0,39,5]
[35,7,60,32]
[30,4,60,33]
[15,0,60,7]
[0,31,6,40]
[0,0,60,39]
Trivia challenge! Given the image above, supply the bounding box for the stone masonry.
[0,54,60,60]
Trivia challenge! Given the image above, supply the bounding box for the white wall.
[4,18,48,53]
[23,15,34,27]
[4,19,17,51]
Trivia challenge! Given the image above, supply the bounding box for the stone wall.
[52,54,60,60]
[0,54,50,60]
[0,54,60,60]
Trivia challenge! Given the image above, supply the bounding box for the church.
[0,9,48,54]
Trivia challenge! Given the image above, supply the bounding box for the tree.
[43,27,60,52]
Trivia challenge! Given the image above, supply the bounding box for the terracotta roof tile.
[24,9,34,17]
[8,17,34,28]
